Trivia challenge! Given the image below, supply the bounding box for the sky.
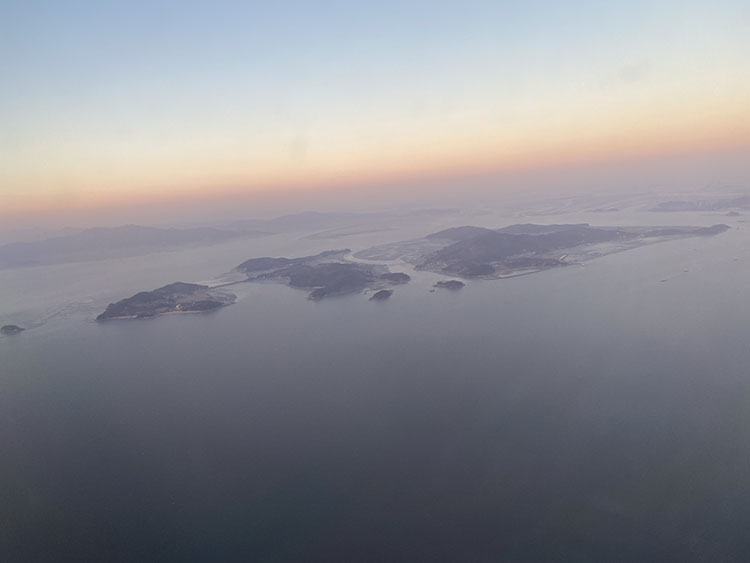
[2,0,749,226]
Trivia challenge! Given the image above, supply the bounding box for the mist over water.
[3,206,750,561]
[4,1,750,558]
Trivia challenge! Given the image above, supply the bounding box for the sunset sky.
[2,1,749,224]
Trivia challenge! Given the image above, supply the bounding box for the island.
[379,272,411,284]
[96,282,236,320]
[356,223,730,279]
[369,289,393,301]
[1,324,25,335]
[434,280,465,290]
[236,250,410,300]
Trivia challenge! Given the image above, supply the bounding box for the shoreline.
[97,304,233,322]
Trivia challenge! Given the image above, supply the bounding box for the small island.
[369,289,393,301]
[434,280,465,290]
[96,282,236,320]
[1,324,25,335]
[379,272,411,284]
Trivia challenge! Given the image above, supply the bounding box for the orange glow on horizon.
[4,92,750,223]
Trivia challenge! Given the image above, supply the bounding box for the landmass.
[236,250,410,300]
[356,223,730,279]
[0,209,470,270]
[96,250,411,320]
[649,196,750,212]
[227,209,460,235]
[0,225,266,269]
[93,221,729,320]
[1,324,25,335]
[434,280,465,290]
[96,282,236,320]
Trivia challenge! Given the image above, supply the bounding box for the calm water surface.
[2,215,750,562]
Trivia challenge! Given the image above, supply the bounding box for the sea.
[2,209,750,562]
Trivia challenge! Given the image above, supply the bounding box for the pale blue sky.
[1,1,749,219]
